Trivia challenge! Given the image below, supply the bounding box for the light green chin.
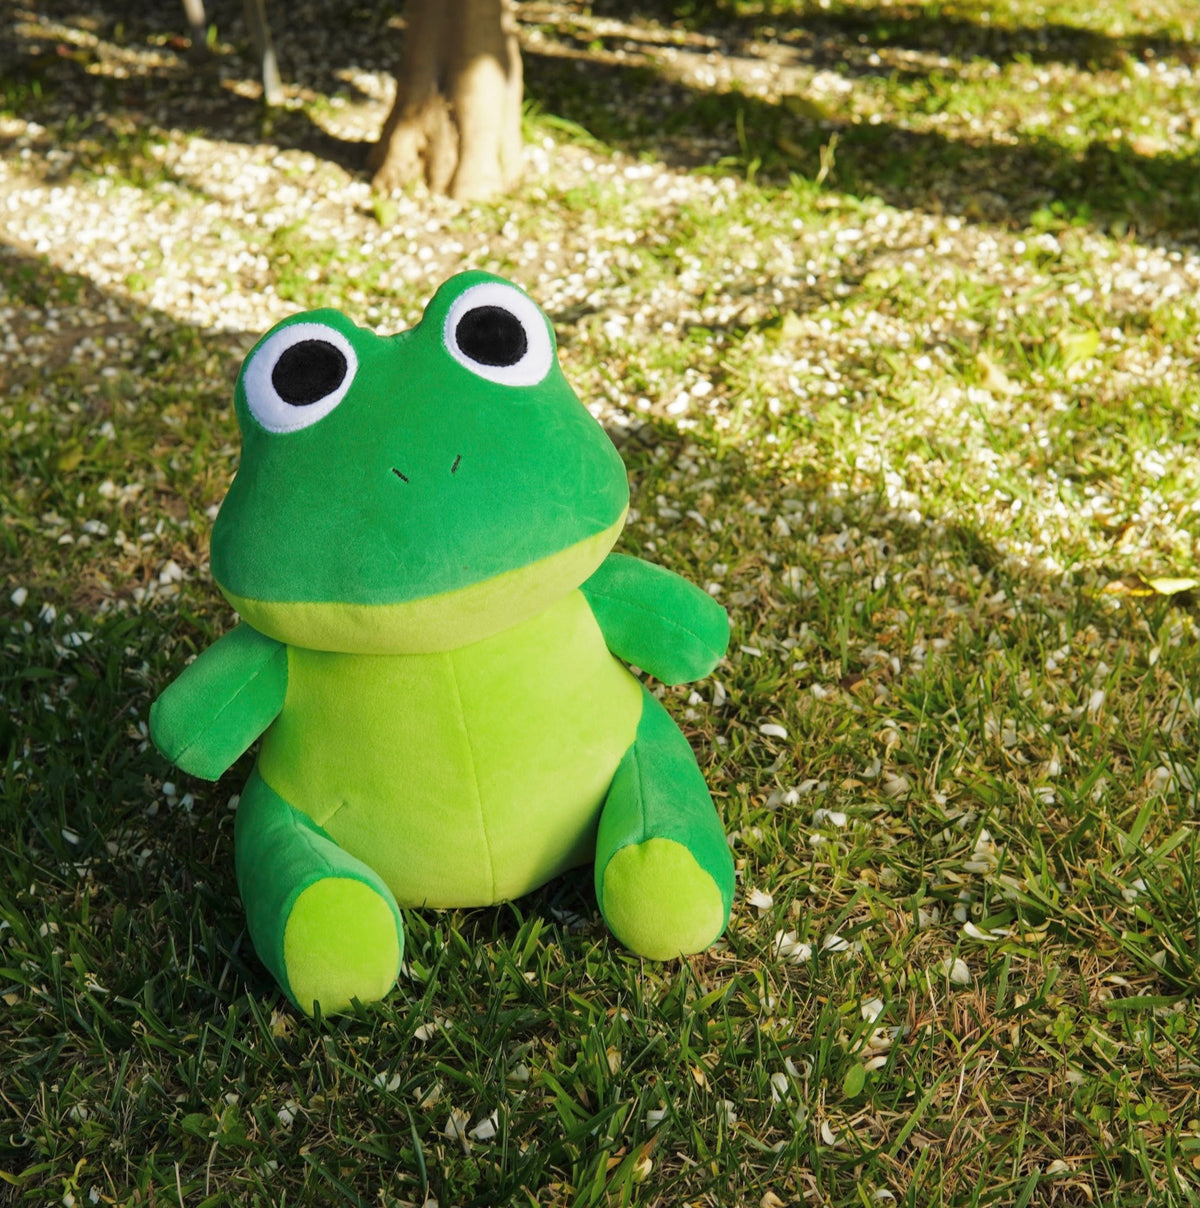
[219,512,626,654]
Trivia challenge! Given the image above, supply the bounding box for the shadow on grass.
[3,237,1196,1206]
[524,49,1199,238]
[0,0,395,176]
[0,235,988,1002]
[591,0,1198,69]
[3,0,1197,243]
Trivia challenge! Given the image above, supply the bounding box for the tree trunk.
[369,0,524,202]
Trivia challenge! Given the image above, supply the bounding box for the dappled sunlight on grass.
[1,0,1197,1205]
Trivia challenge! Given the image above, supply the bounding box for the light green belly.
[256,590,643,906]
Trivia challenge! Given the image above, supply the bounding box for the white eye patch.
[443,282,554,387]
[242,322,359,433]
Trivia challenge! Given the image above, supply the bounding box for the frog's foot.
[595,686,734,960]
[235,769,404,1016]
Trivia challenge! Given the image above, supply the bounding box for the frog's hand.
[580,553,729,686]
[595,685,734,959]
[150,624,288,780]
[236,769,403,1016]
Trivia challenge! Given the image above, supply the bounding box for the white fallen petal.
[769,1072,790,1103]
[940,957,971,985]
[413,1019,440,1042]
[759,723,788,739]
[962,922,1000,942]
[442,1109,470,1142]
[773,932,812,961]
[822,933,851,953]
[747,887,775,912]
[862,1025,901,1055]
[469,1111,498,1141]
[646,1107,669,1128]
[813,808,847,828]
[860,997,885,1023]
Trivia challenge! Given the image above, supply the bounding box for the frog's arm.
[580,553,729,686]
[150,624,288,781]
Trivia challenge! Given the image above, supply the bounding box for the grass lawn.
[1,0,1197,1205]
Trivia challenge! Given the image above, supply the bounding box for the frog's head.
[211,272,629,653]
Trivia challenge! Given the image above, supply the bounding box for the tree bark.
[369,0,524,201]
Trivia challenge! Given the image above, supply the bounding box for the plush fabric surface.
[149,624,287,780]
[597,838,728,960]
[581,553,730,686]
[221,515,624,655]
[235,768,404,1011]
[283,878,402,1016]
[594,683,734,956]
[211,276,629,612]
[255,590,643,906]
[152,274,733,1017]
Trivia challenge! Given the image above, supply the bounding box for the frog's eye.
[242,322,359,433]
[443,282,553,387]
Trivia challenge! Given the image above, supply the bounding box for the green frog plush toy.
[150,272,734,1016]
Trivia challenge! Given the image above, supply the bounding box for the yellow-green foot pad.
[283,877,402,1016]
[601,837,727,960]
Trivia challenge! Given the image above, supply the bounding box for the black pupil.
[456,306,528,368]
[272,339,348,406]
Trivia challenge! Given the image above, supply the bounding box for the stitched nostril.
[391,467,409,483]
[450,455,462,475]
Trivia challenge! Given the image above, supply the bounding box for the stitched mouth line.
[391,467,410,483]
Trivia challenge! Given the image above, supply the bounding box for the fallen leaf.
[764,313,806,345]
[975,351,1019,395]
[1103,573,1199,597]
[842,1064,867,1098]
[1058,329,1101,368]
[1145,576,1198,595]
[56,447,85,473]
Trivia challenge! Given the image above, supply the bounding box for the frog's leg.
[594,685,734,959]
[235,767,404,1015]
